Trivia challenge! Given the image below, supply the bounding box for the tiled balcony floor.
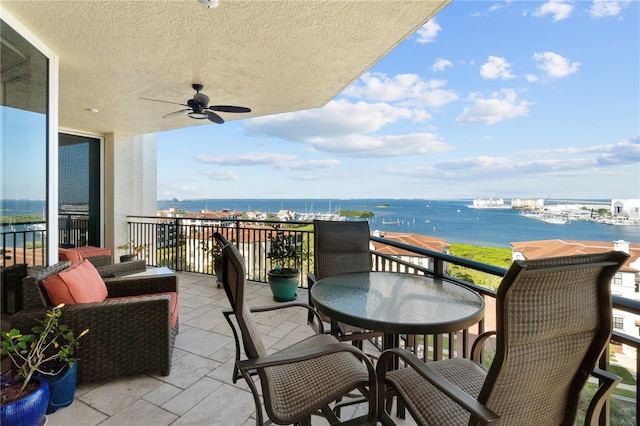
[47,271,414,426]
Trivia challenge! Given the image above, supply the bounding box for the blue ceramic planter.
[267,270,299,302]
[1,377,50,426]
[41,362,77,414]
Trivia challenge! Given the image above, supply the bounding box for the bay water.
[157,199,639,248]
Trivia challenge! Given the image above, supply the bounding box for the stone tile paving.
[46,271,414,426]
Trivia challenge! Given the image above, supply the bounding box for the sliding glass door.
[58,134,102,248]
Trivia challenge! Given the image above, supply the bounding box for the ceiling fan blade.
[141,97,189,107]
[209,105,252,113]
[162,109,190,118]
[207,111,225,124]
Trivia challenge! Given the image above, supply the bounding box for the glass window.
[612,273,623,285]
[613,316,624,330]
[1,19,48,267]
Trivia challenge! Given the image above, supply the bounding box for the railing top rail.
[370,235,508,277]
[125,215,314,227]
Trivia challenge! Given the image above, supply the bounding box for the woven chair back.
[214,232,268,360]
[313,220,372,279]
[476,251,628,425]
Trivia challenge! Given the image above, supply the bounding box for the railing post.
[433,258,445,277]
[174,218,180,271]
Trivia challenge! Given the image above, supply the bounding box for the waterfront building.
[612,199,640,224]
[470,198,510,209]
[510,198,545,210]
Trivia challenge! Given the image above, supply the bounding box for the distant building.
[370,231,449,273]
[511,239,640,356]
[510,198,545,210]
[470,198,509,209]
[612,199,640,223]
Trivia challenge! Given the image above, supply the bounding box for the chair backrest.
[213,232,268,360]
[477,251,628,426]
[313,220,372,279]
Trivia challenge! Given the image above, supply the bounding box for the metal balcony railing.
[1,215,637,424]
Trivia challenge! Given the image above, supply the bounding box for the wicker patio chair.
[10,260,178,384]
[376,251,628,426]
[214,232,377,426]
[307,220,384,349]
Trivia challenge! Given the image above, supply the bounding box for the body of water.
[158,198,639,248]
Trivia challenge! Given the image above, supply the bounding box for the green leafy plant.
[201,240,222,261]
[117,242,147,257]
[1,304,88,396]
[267,225,301,274]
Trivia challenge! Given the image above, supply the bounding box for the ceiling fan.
[141,84,251,124]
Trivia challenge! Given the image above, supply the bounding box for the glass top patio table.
[310,271,485,347]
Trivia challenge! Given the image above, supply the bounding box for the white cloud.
[480,56,515,80]
[343,72,458,108]
[421,137,640,181]
[432,58,452,72]
[533,0,573,22]
[589,0,624,17]
[245,99,414,141]
[311,133,451,157]
[202,169,240,181]
[243,95,455,158]
[533,51,580,78]
[416,19,441,44]
[278,159,341,171]
[526,74,538,83]
[456,89,532,125]
[196,152,296,166]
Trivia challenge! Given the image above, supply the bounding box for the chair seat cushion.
[386,357,487,426]
[109,292,178,328]
[42,260,108,305]
[265,333,370,423]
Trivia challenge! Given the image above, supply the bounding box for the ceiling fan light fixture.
[188,111,210,120]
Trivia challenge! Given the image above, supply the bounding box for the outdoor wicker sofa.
[10,260,178,384]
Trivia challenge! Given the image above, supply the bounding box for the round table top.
[311,271,485,335]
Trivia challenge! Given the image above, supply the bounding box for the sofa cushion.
[58,248,84,265]
[109,292,179,328]
[42,260,108,305]
[72,246,111,258]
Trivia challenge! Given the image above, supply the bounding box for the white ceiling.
[2,0,449,136]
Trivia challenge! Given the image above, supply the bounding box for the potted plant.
[117,242,147,262]
[266,225,301,302]
[202,239,223,288]
[1,304,88,425]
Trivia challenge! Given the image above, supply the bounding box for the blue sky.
[157,0,640,201]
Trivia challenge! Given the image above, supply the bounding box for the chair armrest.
[584,368,622,426]
[377,348,500,425]
[248,302,325,334]
[471,330,497,363]
[97,260,146,278]
[104,274,178,298]
[11,295,173,337]
[238,341,375,373]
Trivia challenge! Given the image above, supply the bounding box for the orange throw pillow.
[42,260,108,305]
[58,248,84,265]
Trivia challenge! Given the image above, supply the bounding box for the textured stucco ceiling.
[2,0,450,136]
